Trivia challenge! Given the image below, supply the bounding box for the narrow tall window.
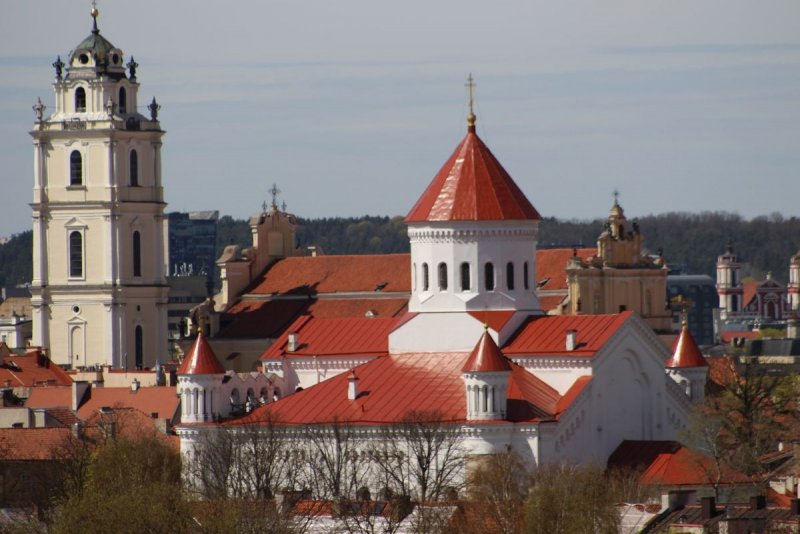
[133,231,142,277]
[412,263,417,291]
[75,87,86,112]
[422,263,430,291]
[485,262,495,291]
[460,262,471,291]
[506,262,515,291]
[134,325,143,369]
[524,262,530,290]
[69,231,83,278]
[119,87,127,114]
[129,150,138,186]
[438,262,448,291]
[69,151,82,186]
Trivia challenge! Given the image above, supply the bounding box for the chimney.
[347,371,359,400]
[287,332,298,352]
[71,380,90,411]
[32,408,47,428]
[130,378,140,392]
[566,330,577,351]
[749,495,766,510]
[701,496,717,519]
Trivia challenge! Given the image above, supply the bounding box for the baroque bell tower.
[30,6,168,369]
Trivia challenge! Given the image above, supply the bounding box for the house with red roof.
[176,107,708,491]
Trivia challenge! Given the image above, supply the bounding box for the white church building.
[176,108,708,475]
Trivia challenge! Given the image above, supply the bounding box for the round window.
[112,53,120,64]
[79,53,89,64]
[72,306,80,314]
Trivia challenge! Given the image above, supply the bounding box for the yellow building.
[29,8,168,369]
[565,199,672,334]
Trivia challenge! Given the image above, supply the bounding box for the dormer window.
[119,87,127,114]
[75,87,86,112]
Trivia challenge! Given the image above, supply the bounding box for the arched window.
[460,262,471,291]
[506,262,515,291]
[523,262,530,290]
[485,262,495,291]
[132,231,142,277]
[438,262,448,291]
[69,231,83,278]
[69,151,82,186]
[422,263,429,291]
[129,150,138,186]
[75,87,86,112]
[134,325,143,369]
[119,87,127,114]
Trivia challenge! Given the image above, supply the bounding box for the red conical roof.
[405,126,541,222]
[666,323,707,369]
[177,330,225,375]
[462,329,512,373]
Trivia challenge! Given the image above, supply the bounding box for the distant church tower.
[716,243,743,318]
[29,7,168,369]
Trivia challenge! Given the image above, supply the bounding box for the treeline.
[2,212,800,288]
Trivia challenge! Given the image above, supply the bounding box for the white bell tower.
[30,6,168,369]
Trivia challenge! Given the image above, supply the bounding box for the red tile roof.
[219,298,407,339]
[466,310,516,332]
[178,331,225,375]
[607,440,683,471]
[405,128,541,222]
[261,316,398,359]
[0,349,73,388]
[25,385,180,422]
[743,280,759,309]
[641,446,749,486]
[538,295,567,312]
[502,312,632,357]
[536,248,595,291]
[462,330,512,373]
[0,428,72,460]
[75,386,180,421]
[246,254,411,296]
[666,324,707,368]
[555,375,591,416]
[232,352,560,426]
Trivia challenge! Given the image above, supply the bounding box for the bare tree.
[301,418,372,501]
[375,410,465,503]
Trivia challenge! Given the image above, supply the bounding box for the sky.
[1,1,799,238]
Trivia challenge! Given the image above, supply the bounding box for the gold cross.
[465,74,476,126]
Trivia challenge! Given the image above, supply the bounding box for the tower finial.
[465,73,477,131]
[269,183,281,210]
[612,188,620,206]
[91,1,99,34]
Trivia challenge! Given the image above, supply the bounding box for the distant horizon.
[2,1,798,238]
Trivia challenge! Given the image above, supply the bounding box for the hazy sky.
[1,1,799,238]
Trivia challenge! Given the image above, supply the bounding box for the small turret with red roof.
[177,329,226,423]
[665,321,708,401]
[462,328,512,420]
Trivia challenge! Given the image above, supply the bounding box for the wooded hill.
[3,212,799,288]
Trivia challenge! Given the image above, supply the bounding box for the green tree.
[522,463,619,534]
[51,433,192,534]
